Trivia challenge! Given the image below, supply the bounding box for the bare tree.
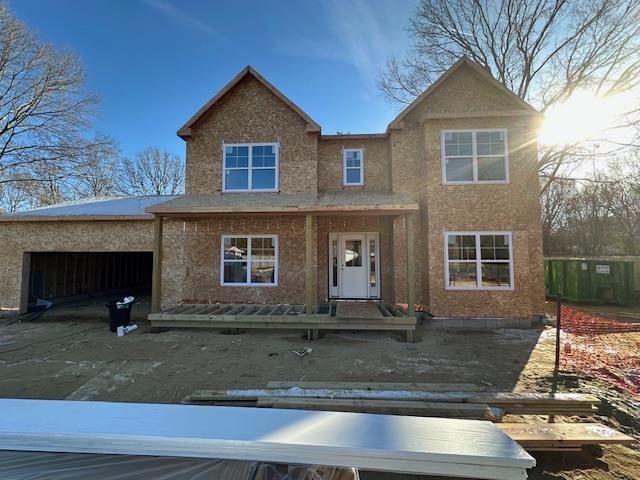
[29,162,68,206]
[605,157,640,254]
[541,177,576,251]
[566,177,613,255]
[379,0,640,192]
[118,147,184,196]
[0,173,33,212]
[0,3,101,186]
[71,135,119,198]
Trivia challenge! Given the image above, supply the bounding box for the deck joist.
[148,302,416,336]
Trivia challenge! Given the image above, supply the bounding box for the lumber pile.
[256,397,501,421]
[266,381,482,392]
[497,422,635,452]
[468,392,601,416]
[184,382,600,418]
[183,382,634,453]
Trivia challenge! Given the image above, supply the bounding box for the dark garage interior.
[27,252,153,303]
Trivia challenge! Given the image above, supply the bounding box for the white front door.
[339,234,368,298]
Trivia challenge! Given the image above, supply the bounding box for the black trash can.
[106,300,133,332]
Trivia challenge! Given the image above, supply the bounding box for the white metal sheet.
[2,195,177,218]
[0,399,534,479]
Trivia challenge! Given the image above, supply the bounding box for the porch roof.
[145,192,419,216]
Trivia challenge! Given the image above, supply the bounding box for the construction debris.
[292,347,312,358]
[181,382,634,452]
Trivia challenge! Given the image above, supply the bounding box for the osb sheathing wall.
[317,138,391,193]
[389,63,544,318]
[185,75,318,195]
[424,116,544,318]
[316,216,394,301]
[160,216,317,307]
[0,220,154,311]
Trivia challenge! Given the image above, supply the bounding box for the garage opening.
[27,252,153,304]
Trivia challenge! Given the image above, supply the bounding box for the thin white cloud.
[277,0,410,93]
[140,0,224,39]
[326,0,391,91]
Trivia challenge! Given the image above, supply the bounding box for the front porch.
[145,192,420,341]
[148,300,417,342]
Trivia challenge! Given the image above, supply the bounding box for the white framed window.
[441,130,508,184]
[222,143,278,192]
[445,231,513,290]
[343,148,364,186]
[220,235,278,286]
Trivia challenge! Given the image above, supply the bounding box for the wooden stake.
[555,295,561,372]
[151,215,163,314]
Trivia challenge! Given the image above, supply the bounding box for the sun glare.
[538,90,634,146]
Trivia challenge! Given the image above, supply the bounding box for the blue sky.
[10,0,416,159]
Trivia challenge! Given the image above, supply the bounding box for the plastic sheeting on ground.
[0,450,359,480]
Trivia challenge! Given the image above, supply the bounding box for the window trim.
[222,142,279,193]
[444,231,514,291]
[441,129,509,185]
[220,234,279,287]
[342,148,364,186]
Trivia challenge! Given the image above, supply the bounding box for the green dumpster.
[545,258,635,305]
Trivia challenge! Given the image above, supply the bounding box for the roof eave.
[147,203,420,216]
[0,214,154,222]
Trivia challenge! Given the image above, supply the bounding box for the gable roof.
[388,57,541,130]
[177,66,321,139]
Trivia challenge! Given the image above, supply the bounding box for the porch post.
[305,214,315,314]
[405,213,415,317]
[151,215,163,314]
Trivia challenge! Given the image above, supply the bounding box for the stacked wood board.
[497,423,635,452]
[183,382,635,453]
[467,393,601,416]
[0,398,535,480]
[256,397,500,421]
[185,384,601,418]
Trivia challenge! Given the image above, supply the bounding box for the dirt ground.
[1,296,640,479]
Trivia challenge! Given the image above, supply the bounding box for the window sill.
[445,286,514,291]
[220,283,278,287]
[222,189,279,193]
[442,180,510,185]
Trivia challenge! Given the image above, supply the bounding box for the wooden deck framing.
[148,302,417,341]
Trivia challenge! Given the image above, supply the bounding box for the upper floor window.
[223,143,278,192]
[441,130,508,184]
[343,149,364,186]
